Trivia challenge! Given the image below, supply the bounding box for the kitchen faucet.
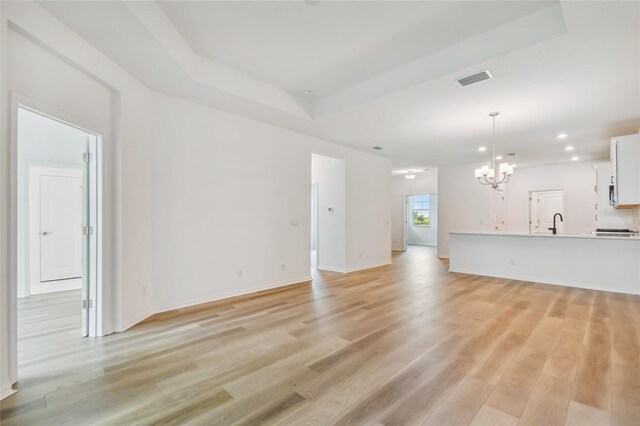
[549,213,563,235]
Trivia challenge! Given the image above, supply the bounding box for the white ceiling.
[36,1,640,172]
[157,1,553,99]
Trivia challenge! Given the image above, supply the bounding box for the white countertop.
[449,231,640,241]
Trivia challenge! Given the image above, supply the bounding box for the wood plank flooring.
[1,246,639,425]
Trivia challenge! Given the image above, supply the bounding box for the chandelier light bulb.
[474,112,514,189]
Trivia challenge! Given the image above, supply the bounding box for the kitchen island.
[449,231,640,295]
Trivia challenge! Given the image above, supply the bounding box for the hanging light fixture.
[475,112,514,189]
[404,171,416,180]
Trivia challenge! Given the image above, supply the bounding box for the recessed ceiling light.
[478,146,487,152]
[302,90,312,95]
[565,146,574,151]
[571,156,579,161]
[557,133,568,139]
[495,155,503,160]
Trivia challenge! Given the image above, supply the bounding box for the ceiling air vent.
[456,70,492,87]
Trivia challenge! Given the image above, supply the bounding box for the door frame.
[27,165,83,294]
[7,94,104,391]
[311,181,319,268]
[402,195,410,252]
[529,189,565,234]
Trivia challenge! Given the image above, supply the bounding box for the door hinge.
[83,152,94,163]
[82,299,93,309]
[83,225,94,236]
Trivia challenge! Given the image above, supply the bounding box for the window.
[412,194,430,226]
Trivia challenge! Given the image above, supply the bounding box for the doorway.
[311,153,346,272]
[404,194,438,250]
[529,190,565,234]
[15,104,101,347]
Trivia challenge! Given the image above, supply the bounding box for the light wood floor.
[1,246,639,425]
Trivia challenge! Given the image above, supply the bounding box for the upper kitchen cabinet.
[610,134,640,208]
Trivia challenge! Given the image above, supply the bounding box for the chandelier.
[475,112,514,189]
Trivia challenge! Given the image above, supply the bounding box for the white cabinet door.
[40,175,83,282]
[595,162,635,229]
[611,134,640,207]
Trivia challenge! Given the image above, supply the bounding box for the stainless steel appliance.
[594,228,637,237]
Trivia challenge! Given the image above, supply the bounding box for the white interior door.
[530,190,565,234]
[40,174,83,282]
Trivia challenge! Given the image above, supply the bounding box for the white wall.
[407,195,438,246]
[504,162,597,234]
[437,163,493,258]
[391,171,437,251]
[0,0,9,401]
[312,154,346,271]
[1,1,156,396]
[0,1,392,399]
[438,161,621,258]
[16,108,85,297]
[2,1,156,334]
[344,150,392,272]
[450,233,640,295]
[151,93,391,312]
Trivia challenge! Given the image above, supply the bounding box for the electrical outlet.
[237,269,243,278]
[142,285,147,296]
[509,259,515,266]
[281,264,286,271]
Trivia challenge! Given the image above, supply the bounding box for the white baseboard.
[449,266,640,296]
[317,265,347,273]
[345,261,391,273]
[118,309,155,332]
[117,276,313,331]
[1,384,16,401]
[319,261,391,274]
[152,276,313,316]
